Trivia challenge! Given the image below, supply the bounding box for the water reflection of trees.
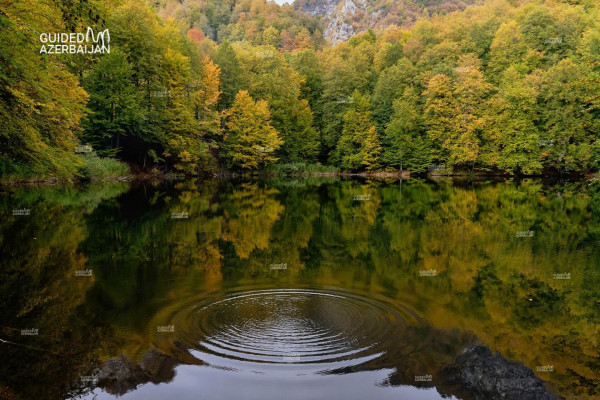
[0,183,129,400]
[1,179,599,399]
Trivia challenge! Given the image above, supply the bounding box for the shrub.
[78,153,130,180]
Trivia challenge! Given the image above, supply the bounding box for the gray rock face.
[440,346,560,400]
[298,0,340,16]
[296,0,480,44]
[298,0,369,44]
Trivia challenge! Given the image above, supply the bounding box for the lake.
[0,177,598,400]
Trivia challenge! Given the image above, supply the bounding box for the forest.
[1,0,600,179]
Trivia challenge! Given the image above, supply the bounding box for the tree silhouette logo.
[39,27,110,55]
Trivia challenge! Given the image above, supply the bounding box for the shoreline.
[0,175,133,187]
[1,170,597,187]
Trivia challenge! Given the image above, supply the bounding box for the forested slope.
[1,0,599,179]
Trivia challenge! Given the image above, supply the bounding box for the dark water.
[0,178,599,400]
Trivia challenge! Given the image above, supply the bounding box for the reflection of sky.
[86,364,459,400]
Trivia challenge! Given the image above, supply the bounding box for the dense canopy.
[1,0,599,179]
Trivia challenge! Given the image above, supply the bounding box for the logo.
[157,325,175,333]
[40,27,110,55]
[516,230,534,238]
[415,374,432,382]
[171,212,189,219]
[536,365,554,372]
[553,272,570,280]
[12,209,30,216]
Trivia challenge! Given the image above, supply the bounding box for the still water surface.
[0,178,598,400]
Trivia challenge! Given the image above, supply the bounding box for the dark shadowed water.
[0,177,598,400]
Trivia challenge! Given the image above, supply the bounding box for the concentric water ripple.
[156,288,419,371]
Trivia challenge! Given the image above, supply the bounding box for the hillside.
[155,0,326,49]
[154,0,482,47]
[295,0,481,43]
[1,0,600,180]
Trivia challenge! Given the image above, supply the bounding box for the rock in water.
[440,346,560,400]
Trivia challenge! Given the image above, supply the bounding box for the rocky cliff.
[295,0,481,44]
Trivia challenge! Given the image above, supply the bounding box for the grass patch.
[263,162,339,175]
[78,153,130,181]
